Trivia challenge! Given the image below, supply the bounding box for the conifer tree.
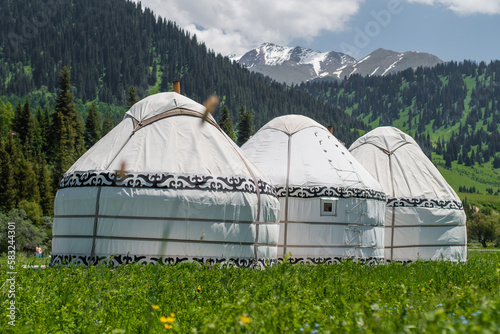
[0,101,14,136]
[149,63,158,86]
[0,135,40,212]
[493,155,500,169]
[35,154,54,216]
[0,138,16,211]
[84,103,102,148]
[445,154,452,168]
[219,106,236,142]
[15,153,40,205]
[57,66,85,153]
[160,61,170,92]
[21,99,38,158]
[12,100,22,136]
[13,98,35,149]
[464,152,472,166]
[127,86,139,108]
[237,105,254,146]
[33,106,46,154]
[49,66,85,186]
[102,110,114,136]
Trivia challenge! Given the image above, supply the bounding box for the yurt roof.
[125,92,207,121]
[349,126,460,201]
[348,126,418,154]
[241,115,385,196]
[64,92,273,190]
[259,114,326,135]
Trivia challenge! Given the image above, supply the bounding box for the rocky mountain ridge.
[234,43,443,84]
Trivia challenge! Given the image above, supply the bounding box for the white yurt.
[241,115,387,263]
[51,92,280,267]
[349,126,467,262]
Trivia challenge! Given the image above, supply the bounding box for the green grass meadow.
[431,152,500,212]
[1,252,499,333]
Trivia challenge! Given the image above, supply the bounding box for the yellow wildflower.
[160,316,175,323]
[151,304,160,310]
[197,286,201,291]
[170,313,175,318]
[421,287,425,292]
[467,280,471,284]
[164,324,173,329]
[240,315,251,324]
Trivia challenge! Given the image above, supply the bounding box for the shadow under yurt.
[51,91,280,267]
[241,115,387,264]
[349,126,467,262]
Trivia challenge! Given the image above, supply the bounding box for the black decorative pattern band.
[387,197,463,210]
[49,254,385,267]
[59,171,277,197]
[49,254,277,268]
[275,186,386,201]
[278,257,382,265]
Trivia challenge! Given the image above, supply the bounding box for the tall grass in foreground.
[1,252,499,333]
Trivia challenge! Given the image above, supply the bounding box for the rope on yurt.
[283,133,293,257]
[389,153,396,261]
[130,108,219,132]
[90,187,102,260]
[385,142,411,261]
[345,198,367,223]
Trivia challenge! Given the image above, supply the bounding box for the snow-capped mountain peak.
[241,43,333,72]
[235,43,442,85]
[238,43,356,82]
[259,43,293,66]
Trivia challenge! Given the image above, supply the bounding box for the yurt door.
[344,198,368,258]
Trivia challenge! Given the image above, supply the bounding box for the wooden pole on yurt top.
[173,81,180,94]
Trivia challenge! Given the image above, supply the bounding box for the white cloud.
[132,0,363,56]
[407,0,500,15]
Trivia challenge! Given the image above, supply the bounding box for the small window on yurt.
[320,198,338,216]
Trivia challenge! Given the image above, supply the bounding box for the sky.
[132,0,500,62]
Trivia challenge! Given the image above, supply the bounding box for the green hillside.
[300,62,500,212]
[433,154,500,212]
